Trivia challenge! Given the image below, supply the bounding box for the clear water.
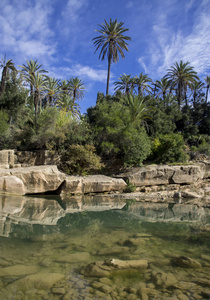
[0,194,210,299]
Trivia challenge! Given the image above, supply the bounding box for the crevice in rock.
[25,180,66,196]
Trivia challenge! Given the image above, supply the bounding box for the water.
[0,194,210,299]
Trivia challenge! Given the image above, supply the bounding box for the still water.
[0,194,210,300]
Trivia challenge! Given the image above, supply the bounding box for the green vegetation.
[0,20,209,174]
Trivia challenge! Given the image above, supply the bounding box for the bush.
[151,133,189,164]
[60,144,104,175]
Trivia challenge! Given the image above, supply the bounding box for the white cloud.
[0,0,56,63]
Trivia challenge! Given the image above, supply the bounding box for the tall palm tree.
[134,73,152,96]
[114,73,132,95]
[19,59,48,102]
[164,60,199,109]
[0,55,17,98]
[204,76,210,103]
[92,18,131,95]
[28,73,48,123]
[68,77,85,102]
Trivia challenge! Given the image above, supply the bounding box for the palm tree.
[134,73,152,96]
[154,78,171,106]
[28,73,48,123]
[164,60,199,109]
[204,76,210,103]
[189,80,204,108]
[45,77,60,106]
[114,73,132,95]
[123,93,150,125]
[57,94,80,117]
[92,18,131,95]
[0,55,17,98]
[68,77,85,102]
[19,59,48,102]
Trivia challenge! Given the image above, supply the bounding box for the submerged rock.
[0,264,39,277]
[55,252,90,263]
[171,256,202,268]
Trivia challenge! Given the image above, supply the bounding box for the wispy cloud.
[137,57,147,73]
[147,1,210,77]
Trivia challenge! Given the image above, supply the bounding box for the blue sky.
[0,0,210,113]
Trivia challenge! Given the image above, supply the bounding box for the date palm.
[68,77,85,102]
[0,55,17,98]
[154,78,171,106]
[114,73,132,95]
[134,73,152,96]
[45,77,60,106]
[57,94,80,117]
[93,18,131,95]
[28,73,48,123]
[19,59,48,101]
[189,80,204,108]
[164,61,199,109]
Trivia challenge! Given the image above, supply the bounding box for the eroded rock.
[171,256,202,268]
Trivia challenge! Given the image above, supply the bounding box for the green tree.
[0,55,17,99]
[92,18,131,95]
[164,61,199,109]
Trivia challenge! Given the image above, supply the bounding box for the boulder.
[151,270,177,288]
[0,165,66,195]
[62,175,127,195]
[0,175,25,195]
[0,264,39,277]
[105,258,148,270]
[0,150,15,168]
[171,256,202,268]
[117,164,205,186]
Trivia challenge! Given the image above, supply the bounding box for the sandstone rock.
[96,246,130,256]
[0,176,25,195]
[55,252,90,263]
[62,175,127,195]
[15,272,65,289]
[0,150,15,168]
[181,190,203,198]
[105,258,148,270]
[0,264,39,277]
[82,261,112,277]
[171,256,202,268]
[0,165,66,195]
[117,164,205,187]
[152,270,177,288]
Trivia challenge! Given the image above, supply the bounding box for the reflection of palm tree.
[134,73,152,96]
[93,18,131,95]
[68,77,85,102]
[164,61,198,109]
[0,55,17,98]
[28,73,48,123]
[114,73,132,95]
[204,76,210,103]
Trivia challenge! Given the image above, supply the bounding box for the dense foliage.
[0,52,209,174]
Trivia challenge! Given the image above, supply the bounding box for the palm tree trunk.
[106,54,111,95]
[34,90,39,124]
[0,66,7,98]
[206,86,209,103]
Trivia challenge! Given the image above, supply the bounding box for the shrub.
[151,133,189,164]
[60,144,104,175]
